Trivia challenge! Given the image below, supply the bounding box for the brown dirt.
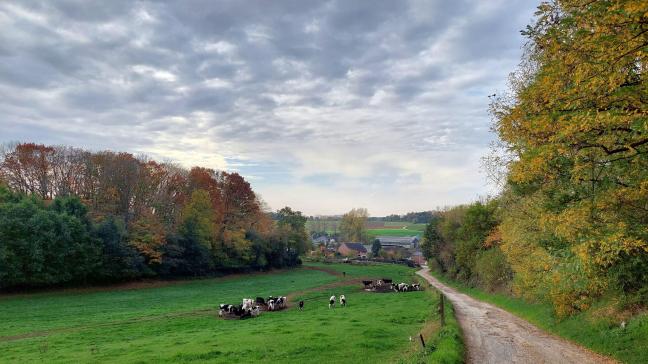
[417,268,617,364]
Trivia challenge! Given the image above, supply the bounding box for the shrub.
[474,248,512,292]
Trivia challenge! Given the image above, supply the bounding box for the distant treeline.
[0,143,309,290]
[376,211,437,224]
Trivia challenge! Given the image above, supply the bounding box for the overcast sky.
[0,0,538,216]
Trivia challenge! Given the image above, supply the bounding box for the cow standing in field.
[267,299,276,311]
[298,300,304,311]
[329,295,336,308]
[340,295,346,307]
[412,283,421,291]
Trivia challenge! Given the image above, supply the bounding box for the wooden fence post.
[439,293,445,327]
[419,333,426,348]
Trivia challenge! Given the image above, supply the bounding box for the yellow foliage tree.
[492,0,648,315]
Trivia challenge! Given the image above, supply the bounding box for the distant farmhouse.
[375,236,419,249]
[312,236,328,245]
[338,243,368,258]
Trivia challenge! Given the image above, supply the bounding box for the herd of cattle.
[218,277,421,319]
[362,279,421,292]
[219,295,288,319]
[218,293,351,319]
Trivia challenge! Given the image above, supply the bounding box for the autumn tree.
[491,0,648,315]
[340,208,369,243]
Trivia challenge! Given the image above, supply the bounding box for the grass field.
[306,221,427,237]
[429,271,648,364]
[367,229,423,239]
[383,223,427,231]
[0,263,461,363]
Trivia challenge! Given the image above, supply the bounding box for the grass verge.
[397,290,464,364]
[429,271,648,364]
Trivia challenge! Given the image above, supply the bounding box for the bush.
[474,248,512,292]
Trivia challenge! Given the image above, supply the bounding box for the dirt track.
[416,268,616,364]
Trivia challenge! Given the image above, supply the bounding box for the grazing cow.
[412,283,421,291]
[298,300,304,311]
[250,305,261,317]
[329,295,336,308]
[398,282,410,292]
[256,297,266,305]
[267,299,276,311]
[340,295,346,307]
[275,296,285,309]
[376,279,383,287]
[218,304,234,316]
[391,283,398,292]
[362,280,373,288]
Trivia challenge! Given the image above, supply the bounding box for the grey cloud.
[0,0,538,214]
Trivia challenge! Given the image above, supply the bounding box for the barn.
[376,236,419,249]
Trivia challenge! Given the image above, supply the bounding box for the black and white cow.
[218,304,233,316]
[267,299,276,311]
[256,297,266,305]
[340,295,346,307]
[298,300,304,311]
[329,295,336,308]
[411,283,421,291]
[397,283,411,292]
[275,296,286,309]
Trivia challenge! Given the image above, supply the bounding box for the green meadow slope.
[0,264,462,363]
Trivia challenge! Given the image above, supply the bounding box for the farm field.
[367,228,423,239]
[0,263,448,363]
[382,222,427,231]
[307,221,427,236]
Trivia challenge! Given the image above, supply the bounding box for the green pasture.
[367,229,423,239]
[382,222,427,231]
[0,264,460,363]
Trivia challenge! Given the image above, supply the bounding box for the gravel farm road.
[416,268,616,364]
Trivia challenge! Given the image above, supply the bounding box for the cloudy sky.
[0,0,538,216]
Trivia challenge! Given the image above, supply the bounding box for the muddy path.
[416,268,616,364]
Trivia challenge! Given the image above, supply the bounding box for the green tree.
[179,189,217,251]
[277,206,309,256]
[421,220,442,262]
[371,239,382,256]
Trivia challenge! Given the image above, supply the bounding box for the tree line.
[0,142,309,290]
[422,1,647,317]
